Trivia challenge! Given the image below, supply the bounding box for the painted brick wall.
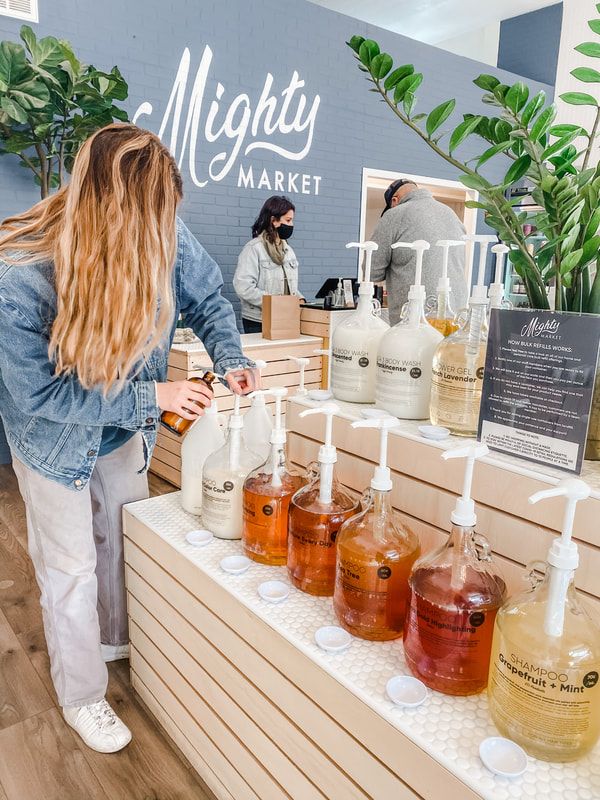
[498,3,563,86]
[0,0,552,311]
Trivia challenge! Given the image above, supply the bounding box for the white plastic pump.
[351,416,399,491]
[288,356,310,395]
[346,240,379,298]
[435,239,465,293]
[442,443,489,527]
[243,359,272,460]
[314,347,332,391]
[529,478,592,637]
[488,243,510,309]
[463,234,497,304]
[249,387,288,488]
[390,239,430,308]
[299,402,339,503]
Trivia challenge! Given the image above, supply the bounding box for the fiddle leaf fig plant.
[347,5,600,314]
[0,25,129,198]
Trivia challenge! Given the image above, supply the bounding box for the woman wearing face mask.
[234,195,302,333]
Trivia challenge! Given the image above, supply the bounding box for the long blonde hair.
[0,123,183,391]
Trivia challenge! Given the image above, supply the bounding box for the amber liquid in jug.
[333,488,420,640]
[288,472,358,596]
[161,372,217,436]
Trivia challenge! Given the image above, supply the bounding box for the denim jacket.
[233,236,300,321]
[0,218,252,490]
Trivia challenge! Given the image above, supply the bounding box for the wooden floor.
[0,462,215,800]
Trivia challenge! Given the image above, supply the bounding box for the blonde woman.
[0,124,256,753]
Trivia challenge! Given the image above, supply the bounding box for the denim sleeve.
[178,221,254,374]
[0,299,159,429]
[233,242,264,307]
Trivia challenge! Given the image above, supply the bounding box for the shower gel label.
[489,639,599,744]
[479,309,600,474]
[376,357,424,400]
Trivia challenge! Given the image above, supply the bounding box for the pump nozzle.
[391,240,430,292]
[442,443,489,527]
[488,243,510,309]
[314,348,332,391]
[529,479,591,637]
[261,387,288,445]
[300,402,339,503]
[463,234,496,304]
[352,416,399,491]
[288,355,310,395]
[435,240,465,292]
[346,240,379,285]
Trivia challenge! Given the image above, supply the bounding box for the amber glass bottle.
[161,372,217,436]
[333,417,420,640]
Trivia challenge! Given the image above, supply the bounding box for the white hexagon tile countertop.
[126,492,600,800]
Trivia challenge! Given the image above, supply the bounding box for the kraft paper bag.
[262,295,301,340]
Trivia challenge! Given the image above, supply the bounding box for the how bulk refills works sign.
[478,309,600,474]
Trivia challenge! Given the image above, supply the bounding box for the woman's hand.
[156,380,213,420]
[226,368,261,396]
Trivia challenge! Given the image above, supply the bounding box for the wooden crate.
[150,334,323,487]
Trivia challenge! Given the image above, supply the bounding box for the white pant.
[12,434,148,708]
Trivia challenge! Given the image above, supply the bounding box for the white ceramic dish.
[185,529,214,547]
[385,675,428,708]
[307,389,334,401]
[479,737,527,778]
[314,625,352,653]
[418,424,451,441]
[257,580,290,603]
[220,555,252,575]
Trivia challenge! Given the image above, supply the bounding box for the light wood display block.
[150,333,323,487]
[123,490,600,800]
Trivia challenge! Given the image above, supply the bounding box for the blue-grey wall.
[0,0,552,311]
[498,3,563,86]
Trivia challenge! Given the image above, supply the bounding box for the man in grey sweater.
[370,181,468,325]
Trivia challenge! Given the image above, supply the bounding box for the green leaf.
[347,35,365,54]
[576,42,600,57]
[10,78,50,110]
[530,104,557,141]
[560,91,598,106]
[473,74,500,91]
[589,19,600,34]
[521,91,546,126]
[31,35,65,69]
[582,235,600,264]
[403,90,417,117]
[448,115,483,153]
[358,39,380,68]
[393,72,422,104]
[383,64,414,91]
[476,141,512,168]
[571,66,600,83]
[542,128,583,160]
[464,200,491,210]
[19,24,36,55]
[549,123,585,137]
[458,173,489,191]
[503,154,532,186]
[560,249,583,275]
[505,81,529,113]
[0,96,27,123]
[371,53,393,80]
[0,41,32,87]
[425,99,455,137]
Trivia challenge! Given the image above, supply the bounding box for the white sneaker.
[63,699,132,753]
[101,643,130,662]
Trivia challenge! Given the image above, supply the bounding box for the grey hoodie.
[370,188,468,325]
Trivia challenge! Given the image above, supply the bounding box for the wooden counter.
[151,333,323,487]
[123,492,600,800]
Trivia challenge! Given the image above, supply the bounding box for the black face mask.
[277,223,294,240]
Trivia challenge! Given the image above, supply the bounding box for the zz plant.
[347,5,600,314]
[0,25,129,198]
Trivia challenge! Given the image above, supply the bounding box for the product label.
[405,594,496,656]
[331,346,370,393]
[202,476,242,535]
[376,355,426,404]
[430,358,484,426]
[489,638,600,748]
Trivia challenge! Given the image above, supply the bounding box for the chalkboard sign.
[478,309,600,474]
